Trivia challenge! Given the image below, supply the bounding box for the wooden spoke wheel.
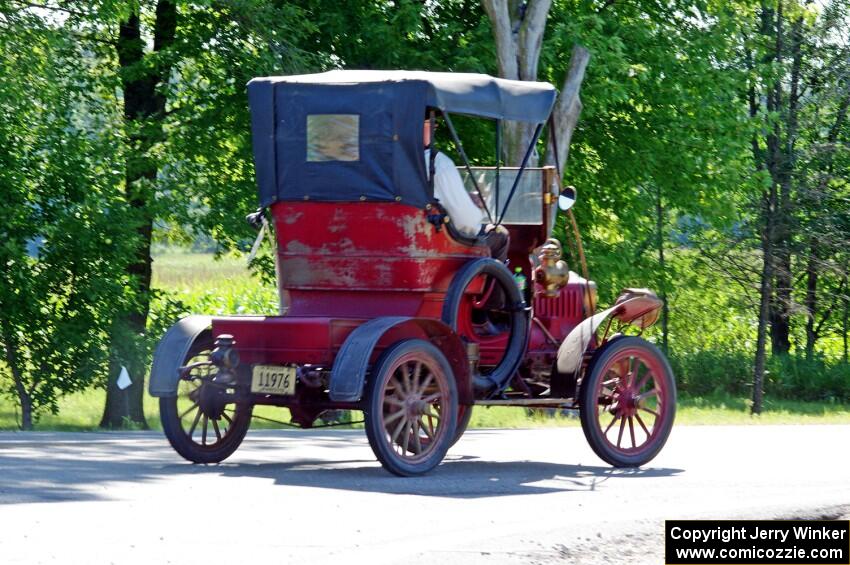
[579,336,676,467]
[160,334,252,464]
[364,339,458,476]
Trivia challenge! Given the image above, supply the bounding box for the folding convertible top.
[247,70,557,208]
[249,70,557,123]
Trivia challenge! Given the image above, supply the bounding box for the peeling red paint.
[216,201,584,379]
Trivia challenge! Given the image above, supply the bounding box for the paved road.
[0,425,848,564]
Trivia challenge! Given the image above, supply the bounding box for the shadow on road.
[0,431,683,504]
[214,456,683,498]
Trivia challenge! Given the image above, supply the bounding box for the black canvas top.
[249,70,557,123]
[246,71,557,208]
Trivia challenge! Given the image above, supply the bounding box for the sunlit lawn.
[151,250,255,288]
[0,388,307,431]
[2,388,849,431]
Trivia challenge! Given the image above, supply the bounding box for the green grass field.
[1,388,849,431]
[1,250,849,431]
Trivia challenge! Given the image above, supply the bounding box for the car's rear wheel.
[160,333,252,464]
[364,339,458,476]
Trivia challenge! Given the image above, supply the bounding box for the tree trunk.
[768,7,806,357]
[3,345,32,430]
[482,0,589,171]
[803,240,818,361]
[753,269,770,415]
[0,319,33,430]
[770,257,792,355]
[753,184,777,415]
[655,185,669,353]
[545,45,591,172]
[771,5,789,359]
[748,5,778,415]
[101,1,176,429]
[843,273,849,364]
[14,379,33,431]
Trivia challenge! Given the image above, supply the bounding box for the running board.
[473,398,577,408]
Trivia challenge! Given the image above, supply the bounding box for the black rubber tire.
[579,336,676,467]
[160,333,252,464]
[451,405,473,447]
[442,258,528,396]
[364,339,458,476]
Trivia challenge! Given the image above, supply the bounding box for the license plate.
[251,365,296,395]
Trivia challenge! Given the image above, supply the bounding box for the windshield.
[460,168,554,225]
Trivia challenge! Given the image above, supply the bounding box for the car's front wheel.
[579,336,676,467]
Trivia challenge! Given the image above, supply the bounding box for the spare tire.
[442,258,528,397]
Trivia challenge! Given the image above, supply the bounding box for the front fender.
[556,290,662,375]
[148,315,212,397]
[328,317,470,404]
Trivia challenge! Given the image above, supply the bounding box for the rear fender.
[149,315,212,397]
[328,317,470,405]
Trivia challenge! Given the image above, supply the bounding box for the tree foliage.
[0,6,134,428]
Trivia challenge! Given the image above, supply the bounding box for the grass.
[0,389,323,432]
[468,396,850,427]
[676,394,850,425]
[151,250,256,288]
[2,248,848,432]
[2,389,849,432]
[151,251,278,316]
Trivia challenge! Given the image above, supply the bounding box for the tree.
[100,0,177,428]
[155,1,314,251]
[102,0,313,427]
[0,5,134,429]
[793,0,850,361]
[539,0,753,356]
[482,0,589,167]
[746,0,850,411]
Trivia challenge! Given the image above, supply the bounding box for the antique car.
[149,70,676,476]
